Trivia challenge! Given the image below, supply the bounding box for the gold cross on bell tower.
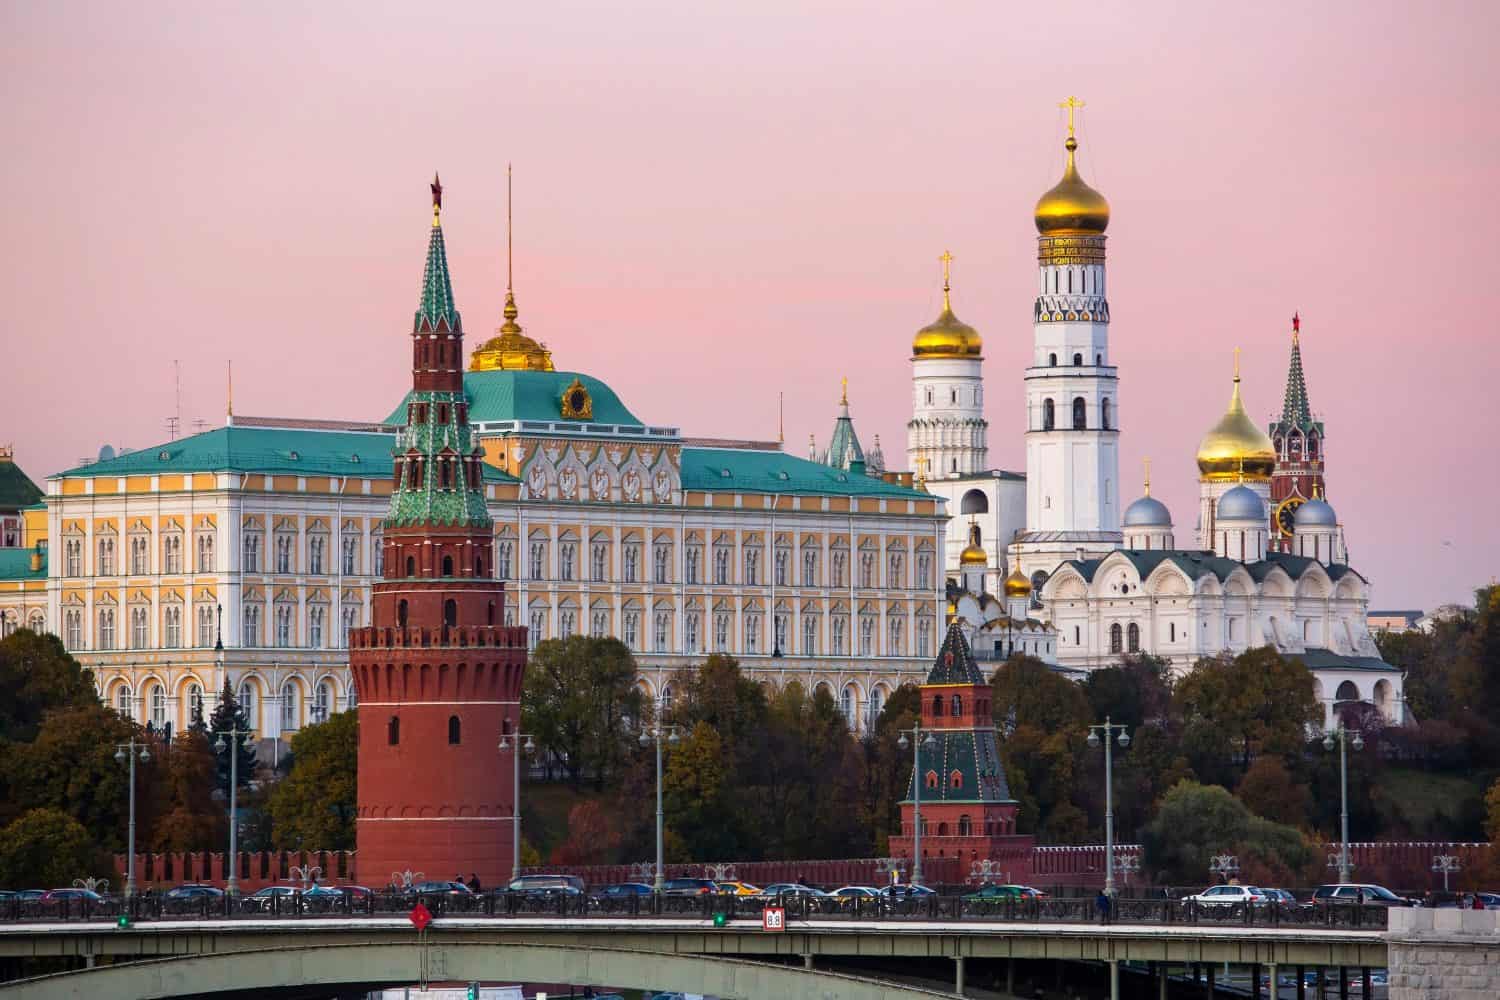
[1059,96,1085,138]
[939,250,954,309]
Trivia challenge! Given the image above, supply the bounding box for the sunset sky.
[2,1,1494,610]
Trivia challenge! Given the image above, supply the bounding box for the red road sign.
[762,906,785,932]
[409,901,433,931]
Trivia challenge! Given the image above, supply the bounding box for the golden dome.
[959,521,987,565]
[1034,137,1110,236]
[1197,359,1277,482]
[1003,568,1032,598]
[913,251,982,360]
[469,291,555,372]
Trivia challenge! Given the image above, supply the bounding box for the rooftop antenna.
[165,360,182,441]
[778,391,784,445]
[226,360,234,427]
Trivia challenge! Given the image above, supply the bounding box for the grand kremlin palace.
[0,272,948,748]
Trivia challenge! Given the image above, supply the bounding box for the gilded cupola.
[1035,99,1110,236]
[468,164,556,373]
[1196,351,1277,482]
[912,250,983,360]
[1003,568,1032,598]
[959,520,988,565]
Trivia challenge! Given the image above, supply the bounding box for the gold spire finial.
[506,163,513,293]
[1059,96,1085,139]
[939,249,954,310]
[840,376,848,406]
[226,360,233,425]
[430,172,442,227]
[1143,456,1151,496]
[1233,346,1242,382]
[778,391,784,445]
[1237,456,1245,483]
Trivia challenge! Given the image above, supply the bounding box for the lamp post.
[639,717,679,893]
[214,724,253,896]
[1323,724,1363,883]
[1086,717,1130,896]
[113,737,150,899]
[497,730,536,883]
[1432,854,1461,892]
[1209,853,1240,884]
[896,722,937,887]
[1115,852,1140,888]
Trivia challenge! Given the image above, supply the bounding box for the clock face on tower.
[1275,496,1304,539]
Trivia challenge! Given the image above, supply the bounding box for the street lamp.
[214,724,254,896]
[1115,852,1141,888]
[1322,724,1363,883]
[639,717,679,893]
[1432,854,1461,892]
[896,722,938,887]
[1209,854,1240,884]
[1086,717,1130,895]
[497,730,536,883]
[113,737,150,899]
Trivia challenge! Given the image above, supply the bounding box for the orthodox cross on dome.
[1058,95,1085,138]
[939,249,954,310]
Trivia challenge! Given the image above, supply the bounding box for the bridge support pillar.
[1205,963,1215,998]
[1252,962,1261,999]
[1006,959,1015,996]
[1296,964,1305,1000]
[803,952,814,971]
[954,955,965,996]
[1109,959,1119,1000]
[1268,963,1277,1000]
[1157,962,1167,1000]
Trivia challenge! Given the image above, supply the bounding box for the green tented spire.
[822,378,867,474]
[1279,313,1312,429]
[415,173,461,333]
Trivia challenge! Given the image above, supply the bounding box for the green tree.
[0,808,112,889]
[662,721,737,860]
[208,681,257,791]
[522,636,643,789]
[1141,780,1315,887]
[990,655,1091,838]
[1174,647,1321,782]
[0,703,142,849]
[861,683,920,853]
[267,711,357,850]
[1083,654,1174,732]
[0,629,98,742]
[150,728,226,852]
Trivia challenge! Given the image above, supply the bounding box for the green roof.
[0,459,43,509]
[385,370,643,427]
[415,218,460,333]
[0,548,45,581]
[1294,647,1399,673]
[53,425,517,484]
[927,621,985,685]
[1066,549,1363,586]
[680,446,929,499]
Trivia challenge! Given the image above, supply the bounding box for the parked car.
[304,883,371,900]
[714,880,762,896]
[39,889,107,904]
[8,890,46,901]
[1184,885,1268,907]
[1311,884,1419,907]
[593,882,654,900]
[246,886,301,911]
[410,880,473,897]
[758,883,830,900]
[1258,888,1301,908]
[963,884,1038,903]
[661,878,721,897]
[505,875,584,898]
[878,883,936,899]
[828,885,882,908]
[162,884,225,901]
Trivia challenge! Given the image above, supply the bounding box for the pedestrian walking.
[1095,889,1112,925]
[468,873,481,892]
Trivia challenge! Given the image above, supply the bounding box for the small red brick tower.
[350,176,528,888]
[889,622,1033,881]
[1268,313,1327,549]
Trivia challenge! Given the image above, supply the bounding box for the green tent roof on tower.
[415,173,461,333]
[0,452,43,510]
[926,621,986,685]
[821,379,867,474]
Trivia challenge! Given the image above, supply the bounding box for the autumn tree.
[662,721,737,860]
[0,703,142,848]
[0,629,98,742]
[1174,647,1321,784]
[549,801,623,866]
[0,808,113,889]
[1141,780,1315,887]
[150,728,226,851]
[1234,755,1311,828]
[267,711,357,850]
[990,655,1091,839]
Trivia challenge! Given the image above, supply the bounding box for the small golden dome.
[959,521,987,565]
[1003,568,1031,598]
[1035,137,1110,236]
[469,291,555,372]
[913,251,982,360]
[945,599,958,618]
[1197,362,1276,482]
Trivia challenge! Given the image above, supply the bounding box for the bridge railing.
[0,889,1391,931]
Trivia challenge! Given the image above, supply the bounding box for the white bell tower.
[907,251,987,480]
[1012,99,1122,582]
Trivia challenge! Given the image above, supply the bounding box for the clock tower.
[1267,314,1326,549]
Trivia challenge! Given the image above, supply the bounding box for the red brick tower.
[889,623,1033,881]
[1268,313,1327,549]
[350,176,527,887]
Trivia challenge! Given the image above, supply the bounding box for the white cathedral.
[901,115,1403,730]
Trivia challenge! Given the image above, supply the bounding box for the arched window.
[931,694,943,718]
[397,600,409,629]
[1073,352,1083,366]
[958,815,972,836]
[405,555,416,577]
[188,683,203,724]
[1109,623,1123,654]
[950,770,963,789]
[448,715,461,745]
[840,686,855,728]
[925,770,939,790]
[1042,398,1055,431]
[1335,680,1360,702]
[442,554,454,577]
[388,716,400,745]
[1102,398,1112,430]
[1072,397,1087,430]
[116,684,133,720]
[1127,622,1140,653]
[487,600,496,626]
[281,682,297,731]
[951,694,963,717]
[1048,353,1057,367]
[444,599,457,627]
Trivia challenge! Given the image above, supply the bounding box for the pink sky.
[2,1,1495,609]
